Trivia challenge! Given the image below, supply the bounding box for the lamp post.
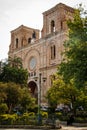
[34,73,46,125]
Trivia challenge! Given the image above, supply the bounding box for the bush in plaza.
[0,114,17,125]
[0,112,37,125]
[0,103,8,114]
[74,117,87,123]
[55,112,62,119]
[41,111,48,118]
[14,112,37,125]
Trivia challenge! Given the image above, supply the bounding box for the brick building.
[8,3,74,104]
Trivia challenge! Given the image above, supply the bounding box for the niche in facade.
[51,20,55,33]
[16,38,18,48]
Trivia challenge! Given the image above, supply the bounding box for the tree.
[5,82,21,113]
[0,82,36,114]
[58,5,87,88]
[0,82,21,113]
[46,75,64,108]
[0,82,7,103]
[0,58,28,87]
[19,88,36,113]
[46,75,87,115]
[8,56,23,68]
[0,103,8,114]
[77,87,87,111]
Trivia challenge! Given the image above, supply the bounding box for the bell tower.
[41,3,74,38]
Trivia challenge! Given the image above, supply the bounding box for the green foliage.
[74,117,87,123]
[14,112,37,125]
[0,57,28,87]
[58,6,87,88]
[55,112,62,118]
[0,82,7,103]
[0,82,36,114]
[0,103,8,114]
[19,88,36,113]
[5,82,21,113]
[8,56,23,68]
[0,114,17,125]
[46,74,87,115]
[28,112,35,116]
[0,82,22,113]
[55,112,67,121]
[41,111,48,118]
[76,110,87,117]
[46,75,64,107]
[77,87,87,110]
[55,6,87,113]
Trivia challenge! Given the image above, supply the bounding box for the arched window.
[51,45,56,59]
[61,21,63,30]
[28,38,31,44]
[21,38,23,47]
[32,31,36,39]
[51,20,55,33]
[53,45,56,58]
[51,46,53,59]
[16,38,18,48]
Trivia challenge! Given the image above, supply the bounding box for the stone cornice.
[43,3,74,16]
[11,25,40,34]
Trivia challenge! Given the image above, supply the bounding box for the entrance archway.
[28,81,38,101]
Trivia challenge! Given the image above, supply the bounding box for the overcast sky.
[0,0,87,60]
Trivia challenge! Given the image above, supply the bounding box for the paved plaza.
[0,126,87,130]
[61,125,87,130]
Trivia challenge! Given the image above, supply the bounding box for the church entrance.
[28,81,38,101]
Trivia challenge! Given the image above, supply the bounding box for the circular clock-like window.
[29,57,36,70]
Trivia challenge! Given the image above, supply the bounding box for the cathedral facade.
[8,3,74,104]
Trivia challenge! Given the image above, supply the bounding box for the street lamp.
[34,73,46,125]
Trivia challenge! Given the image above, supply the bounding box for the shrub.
[0,114,17,125]
[76,111,87,117]
[41,111,48,118]
[15,112,37,125]
[74,117,87,123]
[0,103,8,114]
[55,112,62,119]
[28,112,35,117]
